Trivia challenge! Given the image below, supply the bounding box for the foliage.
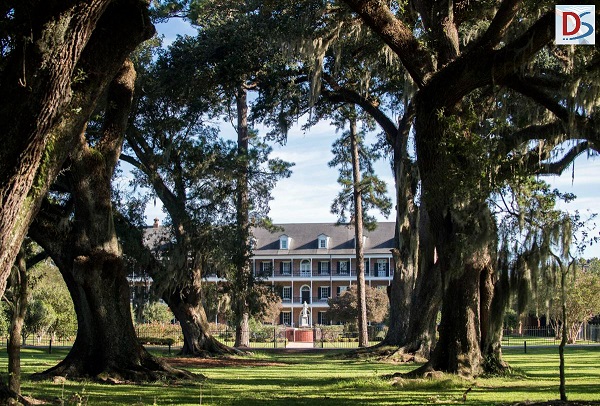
[328,112,392,230]
[23,299,56,341]
[4,259,78,341]
[327,285,388,324]
[544,260,600,343]
[142,301,174,324]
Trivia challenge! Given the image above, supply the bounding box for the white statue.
[300,301,309,327]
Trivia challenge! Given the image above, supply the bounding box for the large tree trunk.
[413,94,498,377]
[349,117,369,348]
[233,85,252,348]
[42,253,189,381]
[30,61,191,381]
[164,284,240,356]
[380,109,441,357]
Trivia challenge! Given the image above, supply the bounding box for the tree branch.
[537,141,590,176]
[474,0,521,49]
[321,74,398,141]
[341,0,434,87]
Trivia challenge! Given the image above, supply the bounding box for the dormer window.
[353,235,368,248]
[279,234,290,250]
[318,234,329,249]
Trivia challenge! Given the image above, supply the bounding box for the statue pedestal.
[285,328,314,342]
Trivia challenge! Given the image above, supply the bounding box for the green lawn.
[2,346,599,405]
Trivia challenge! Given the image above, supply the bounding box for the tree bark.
[0,0,154,300]
[8,249,28,395]
[411,91,498,377]
[349,117,369,348]
[559,266,568,401]
[164,284,240,356]
[30,61,191,381]
[233,85,252,348]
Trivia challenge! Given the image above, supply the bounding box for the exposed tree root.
[343,343,429,364]
[181,336,246,357]
[30,355,200,384]
[0,382,39,406]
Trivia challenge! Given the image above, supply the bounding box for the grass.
[1,346,599,405]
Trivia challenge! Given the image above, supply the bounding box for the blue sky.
[148,20,600,259]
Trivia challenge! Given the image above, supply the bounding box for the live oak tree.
[342,0,600,376]
[0,1,156,398]
[123,35,291,351]
[28,60,191,381]
[155,2,296,347]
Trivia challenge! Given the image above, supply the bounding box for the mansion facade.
[142,221,395,327]
[209,222,395,326]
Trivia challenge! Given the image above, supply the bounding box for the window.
[260,262,272,274]
[364,259,370,275]
[280,236,288,250]
[281,311,291,326]
[337,260,350,275]
[318,234,329,249]
[319,286,331,300]
[336,286,348,297]
[377,259,388,276]
[318,261,330,274]
[282,286,292,301]
[280,261,291,275]
[300,259,311,276]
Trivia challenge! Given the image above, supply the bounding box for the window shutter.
[336,286,341,296]
[279,262,283,275]
[336,261,340,274]
[279,312,283,324]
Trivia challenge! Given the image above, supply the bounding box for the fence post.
[524,340,527,354]
[273,328,276,349]
[48,336,52,354]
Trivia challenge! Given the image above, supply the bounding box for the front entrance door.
[301,286,310,304]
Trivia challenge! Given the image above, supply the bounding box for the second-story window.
[280,261,291,275]
[300,259,311,276]
[337,260,350,275]
[260,262,272,275]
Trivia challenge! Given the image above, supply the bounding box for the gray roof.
[142,222,395,256]
[251,222,395,256]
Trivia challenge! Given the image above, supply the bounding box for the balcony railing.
[281,296,331,305]
[254,268,392,278]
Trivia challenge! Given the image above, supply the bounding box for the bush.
[138,337,175,346]
[142,302,173,324]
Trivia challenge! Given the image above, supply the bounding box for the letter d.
[563,12,581,36]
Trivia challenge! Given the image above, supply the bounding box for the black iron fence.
[502,325,600,347]
[6,324,599,352]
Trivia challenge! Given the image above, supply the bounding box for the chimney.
[153,218,160,228]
